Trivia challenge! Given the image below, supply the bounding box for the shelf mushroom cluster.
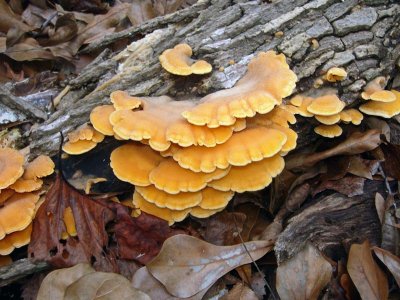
[62,124,105,155]
[76,50,298,224]
[289,94,363,138]
[0,148,54,256]
[360,84,400,118]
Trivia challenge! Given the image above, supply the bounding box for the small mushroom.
[62,125,105,155]
[159,43,212,76]
[342,109,363,125]
[359,90,400,118]
[23,155,55,180]
[190,206,224,218]
[361,77,396,101]
[315,114,341,125]
[324,67,347,82]
[62,140,97,155]
[314,124,343,138]
[289,96,314,117]
[90,105,115,136]
[63,207,77,237]
[0,148,24,190]
[0,224,32,255]
[307,94,345,116]
[9,178,43,193]
[197,187,234,210]
[110,90,142,110]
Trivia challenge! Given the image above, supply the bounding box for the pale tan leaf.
[37,263,95,300]
[372,246,400,287]
[147,234,273,298]
[222,283,258,300]
[375,193,385,224]
[347,241,388,300]
[286,130,381,170]
[276,243,332,300]
[64,271,150,300]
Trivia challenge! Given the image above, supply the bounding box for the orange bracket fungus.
[360,90,400,118]
[361,76,396,102]
[0,148,24,190]
[324,67,347,82]
[159,43,212,76]
[62,125,105,155]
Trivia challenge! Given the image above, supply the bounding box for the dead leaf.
[286,130,381,170]
[381,143,400,180]
[347,240,388,300]
[375,193,385,224]
[313,175,365,197]
[64,270,150,299]
[112,204,185,264]
[221,283,258,300]
[366,117,390,142]
[372,246,400,287]
[28,173,118,271]
[147,235,273,298]
[347,156,380,180]
[0,0,31,33]
[37,263,95,300]
[276,243,332,300]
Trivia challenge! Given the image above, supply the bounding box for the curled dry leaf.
[347,240,388,300]
[374,193,385,224]
[147,234,273,298]
[276,243,332,300]
[221,282,258,300]
[372,246,400,287]
[286,130,381,171]
[313,176,365,197]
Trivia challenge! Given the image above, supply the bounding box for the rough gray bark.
[21,0,399,157]
[0,259,48,288]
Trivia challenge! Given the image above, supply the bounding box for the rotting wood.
[0,259,48,288]
[25,0,399,158]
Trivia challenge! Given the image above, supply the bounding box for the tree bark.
[23,0,399,157]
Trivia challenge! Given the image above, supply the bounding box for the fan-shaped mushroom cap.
[67,124,94,143]
[9,178,43,193]
[133,191,190,225]
[159,43,212,76]
[23,155,54,180]
[198,187,234,210]
[339,110,352,123]
[315,114,341,125]
[0,192,39,239]
[110,143,164,186]
[110,90,142,110]
[359,90,400,118]
[0,148,24,190]
[307,95,345,116]
[90,105,115,136]
[209,155,284,193]
[369,90,396,103]
[314,124,343,138]
[0,189,15,205]
[63,207,77,237]
[252,106,296,128]
[270,124,298,153]
[345,108,363,125]
[290,96,314,117]
[182,51,297,128]
[324,67,347,82]
[361,76,386,100]
[110,97,235,151]
[173,126,287,173]
[190,206,224,218]
[62,140,97,155]
[0,224,32,255]
[135,185,202,210]
[149,158,229,194]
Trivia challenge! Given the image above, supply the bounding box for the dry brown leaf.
[221,283,258,300]
[276,243,332,300]
[347,241,388,300]
[286,130,381,170]
[37,263,95,300]
[132,267,207,300]
[313,175,365,197]
[0,0,31,33]
[347,156,380,180]
[147,234,273,298]
[372,246,400,287]
[375,193,385,224]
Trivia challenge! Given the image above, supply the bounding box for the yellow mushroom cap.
[361,76,386,100]
[0,224,32,255]
[251,106,296,128]
[345,109,363,125]
[135,185,202,210]
[0,189,15,205]
[110,143,164,186]
[182,51,297,128]
[91,130,105,143]
[359,90,400,118]
[23,155,55,180]
[62,140,97,155]
[314,124,343,138]
[289,95,304,107]
[132,191,190,225]
[173,126,287,173]
[0,148,24,190]
[190,206,224,218]
[90,105,115,136]
[67,124,94,143]
[63,207,77,237]
[369,90,396,102]
[315,113,341,125]
[0,192,39,239]
[290,96,314,117]
[307,95,345,116]
[324,67,347,82]
[110,90,142,110]
[110,97,234,151]
[209,155,284,193]
[9,178,43,193]
[198,187,234,210]
[339,110,352,123]
[159,43,212,76]
[149,158,229,194]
